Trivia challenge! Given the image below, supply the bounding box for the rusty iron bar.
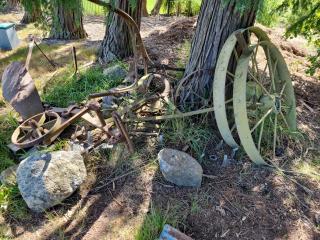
[112,112,134,154]
[33,40,56,69]
[72,46,78,75]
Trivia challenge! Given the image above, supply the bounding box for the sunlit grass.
[295,158,320,182]
[135,205,179,240]
[82,0,106,16]
[42,65,124,107]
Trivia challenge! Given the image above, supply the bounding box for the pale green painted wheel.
[233,41,297,165]
[213,27,270,148]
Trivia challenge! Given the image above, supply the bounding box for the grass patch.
[0,113,29,222]
[135,204,179,240]
[43,66,124,107]
[162,116,213,162]
[295,157,320,182]
[0,185,30,221]
[82,0,107,16]
[0,112,18,172]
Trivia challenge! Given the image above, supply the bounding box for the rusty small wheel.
[12,111,62,148]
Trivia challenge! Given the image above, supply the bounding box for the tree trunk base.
[177,0,257,110]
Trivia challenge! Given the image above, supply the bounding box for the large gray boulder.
[158,148,203,188]
[17,151,87,212]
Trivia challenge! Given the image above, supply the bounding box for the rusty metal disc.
[11,111,62,148]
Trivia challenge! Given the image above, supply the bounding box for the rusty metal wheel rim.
[12,111,62,148]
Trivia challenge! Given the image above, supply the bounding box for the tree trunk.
[151,0,163,15]
[99,0,142,63]
[178,0,258,109]
[49,0,87,40]
[4,0,19,11]
[21,3,41,24]
[142,0,149,17]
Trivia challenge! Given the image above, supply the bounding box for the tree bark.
[49,0,87,40]
[151,0,163,15]
[142,0,149,17]
[4,0,19,11]
[99,0,142,63]
[178,0,258,109]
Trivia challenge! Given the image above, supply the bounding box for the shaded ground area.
[0,12,319,240]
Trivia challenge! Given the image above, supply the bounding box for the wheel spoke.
[252,45,259,78]
[250,108,273,133]
[230,123,236,133]
[280,111,290,129]
[227,71,235,80]
[271,59,278,92]
[225,98,233,104]
[233,48,239,62]
[273,114,278,159]
[258,119,265,152]
[280,83,287,97]
[248,70,273,98]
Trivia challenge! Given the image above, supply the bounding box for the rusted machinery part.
[213,26,271,149]
[89,73,171,101]
[112,112,134,153]
[11,101,109,149]
[233,41,296,165]
[87,0,152,66]
[89,74,152,99]
[11,111,62,148]
[127,107,215,122]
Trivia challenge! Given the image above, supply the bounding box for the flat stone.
[103,65,127,80]
[158,148,203,188]
[0,165,18,186]
[17,151,87,212]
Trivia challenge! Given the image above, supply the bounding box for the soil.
[1,14,320,240]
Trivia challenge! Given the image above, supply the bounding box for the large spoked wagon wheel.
[12,111,62,148]
[213,27,270,148]
[233,41,297,165]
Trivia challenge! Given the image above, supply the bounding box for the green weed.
[162,117,213,162]
[0,185,29,221]
[190,196,200,214]
[135,204,179,240]
[0,113,18,172]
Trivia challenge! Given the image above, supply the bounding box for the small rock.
[17,151,87,212]
[158,148,203,187]
[103,65,127,80]
[0,165,18,186]
[215,206,226,216]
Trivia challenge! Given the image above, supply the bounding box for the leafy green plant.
[277,0,320,78]
[256,0,283,27]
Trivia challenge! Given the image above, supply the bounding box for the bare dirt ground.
[1,14,320,240]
